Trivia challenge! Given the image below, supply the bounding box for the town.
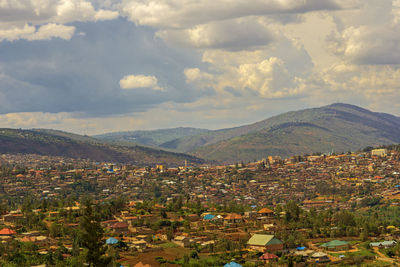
[0,147,400,266]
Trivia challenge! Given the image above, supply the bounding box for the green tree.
[285,200,300,222]
[79,199,111,267]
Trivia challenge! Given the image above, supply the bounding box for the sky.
[0,0,400,135]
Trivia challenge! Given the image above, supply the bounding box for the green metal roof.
[320,240,349,248]
[247,234,283,246]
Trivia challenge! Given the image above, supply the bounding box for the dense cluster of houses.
[0,148,399,265]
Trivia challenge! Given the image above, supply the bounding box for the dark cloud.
[158,18,275,52]
[0,18,206,116]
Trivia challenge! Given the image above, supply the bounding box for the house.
[123,216,139,225]
[258,208,274,217]
[247,234,283,252]
[131,240,147,250]
[224,213,243,224]
[0,228,17,236]
[370,240,397,248]
[259,252,278,263]
[172,236,191,247]
[106,237,119,245]
[3,213,25,223]
[263,224,276,231]
[320,240,350,251]
[19,236,36,243]
[134,262,151,267]
[101,219,119,228]
[311,252,330,263]
[244,211,257,219]
[203,214,215,221]
[224,262,242,267]
[109,222,129,233]
[371,149,388,157]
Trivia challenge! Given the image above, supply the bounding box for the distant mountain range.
[1,103,399,164]
[96,103,400,163]
[0,128,204,166]
[94,127,209,147]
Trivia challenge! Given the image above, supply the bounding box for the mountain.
[160,103,400,163]
[93,127,209,147]
[0,128,204,165]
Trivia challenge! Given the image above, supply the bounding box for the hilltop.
[0,128,204,166]
[156,103,400,163]
[94,127,209,147]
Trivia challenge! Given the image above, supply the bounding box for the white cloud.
[157,17,274,51]
[0,24,35,42]
[0,0,119,42]
[55,0,119,23]
[327,24,400,65]
[94,9,119,21]
[0,23,75,41]
[323,0,400,65]
[121,0,343,29]
[119,74,163,91]
[236,57,304,97]
[30,23,75,40]
[184,68,214,83]
[185,56,305,99]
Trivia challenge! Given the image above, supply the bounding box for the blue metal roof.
[106,237,119,244]
[224,262,242,267]
[203,214,215,220]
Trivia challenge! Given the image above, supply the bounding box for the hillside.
[0,129,204,166]
[161,103,400,163]
[94,127,209,147]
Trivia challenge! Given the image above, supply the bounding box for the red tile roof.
[0,228,16,235]
[258,208,274,214]
[111,222,128,229]
[259,252,278,260]
[224,213,243,220]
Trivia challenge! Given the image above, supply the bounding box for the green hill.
[93,127,209,147]
[0,128,204,166]
[161,103,400,163]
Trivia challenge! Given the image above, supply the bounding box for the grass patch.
[348,248,376,257]
[362,260,393,267]
[158,242,178,248]
[329,248,376,258]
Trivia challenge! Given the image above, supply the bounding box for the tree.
[285,200,300,222]
[79,199,111,267]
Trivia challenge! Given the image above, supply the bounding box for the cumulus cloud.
[0,23,75,42]
[184,57,306,99]
[327,24,400,65]
[121,0,344,29]
[184,68,214,83]
[325,0,400,65]
[236,57,304,97]
[94,9,119,21]
[0,0,119,41]
[157,18,274,51]
[121,0,347,53]
[55,0,118,23]
[119,74,163,91]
